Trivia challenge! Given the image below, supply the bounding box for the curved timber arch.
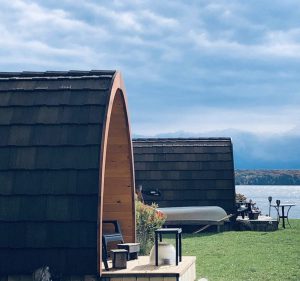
[98,72,135,273]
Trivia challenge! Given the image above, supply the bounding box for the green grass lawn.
[167,219,300,281]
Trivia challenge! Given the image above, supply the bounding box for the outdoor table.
[154,228,182,266]
[271,203,296,228]
[111,249,128,269]
[118,243,140,260]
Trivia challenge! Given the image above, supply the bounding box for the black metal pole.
[175,233,179,266]
[155,231,159,266]
[282,206,286,229]
[268,196,272,216]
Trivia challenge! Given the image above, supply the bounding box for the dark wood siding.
[133,138,236,214]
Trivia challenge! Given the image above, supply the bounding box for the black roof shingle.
[0,70,116,275]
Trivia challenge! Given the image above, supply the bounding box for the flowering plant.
[236,192,247,202]
[136,201,166,255]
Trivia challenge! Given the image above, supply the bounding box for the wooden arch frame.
[97,72,136,274]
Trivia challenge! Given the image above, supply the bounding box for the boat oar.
[193,214,234,234]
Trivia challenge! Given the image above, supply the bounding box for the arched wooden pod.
[133,138,236,215]
[0,70,135,276]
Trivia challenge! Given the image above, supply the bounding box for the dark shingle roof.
[0,70,115,274]
[133,138,236,214]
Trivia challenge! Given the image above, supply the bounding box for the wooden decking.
[101,256,196,281]
[236,215,279,231]
[1,256,196,281]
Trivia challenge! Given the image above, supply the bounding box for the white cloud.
[0,0,299,141]
[84,3,143,32]
[1,0,105,34]
[266,28,300,43]
[81,2,178,34]
[140,10,178,28]
[261,28,300,58]
[0,0,111,69]
[188,28,300,59]
[0,0,299,168]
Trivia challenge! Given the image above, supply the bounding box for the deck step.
[102,256,196,281]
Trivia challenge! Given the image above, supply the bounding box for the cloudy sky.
[1,0,299,168]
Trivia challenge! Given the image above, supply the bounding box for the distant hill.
[235,170,300,185]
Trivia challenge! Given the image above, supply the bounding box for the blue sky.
[0,0,299,168]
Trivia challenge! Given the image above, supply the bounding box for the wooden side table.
[111,249,128,269]
[118,243,140,260]
[154,228,182,266]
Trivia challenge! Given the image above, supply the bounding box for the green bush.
[136,201,166,255]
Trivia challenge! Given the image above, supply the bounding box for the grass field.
[167,219,300,281]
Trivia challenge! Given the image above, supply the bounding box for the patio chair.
[102,220,124,271]
[236,202,252,219]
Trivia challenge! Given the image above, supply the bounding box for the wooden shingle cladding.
[0,71,135,276]
[133,138,236,214]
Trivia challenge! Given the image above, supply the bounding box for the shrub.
[136,201,166,255]
[236,192,247,202]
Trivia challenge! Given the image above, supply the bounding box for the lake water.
[235,185,300,219]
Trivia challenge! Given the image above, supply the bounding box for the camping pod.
[133,138,236,215]
[0,71,135,276]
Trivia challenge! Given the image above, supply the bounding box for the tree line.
[235,170,300,185]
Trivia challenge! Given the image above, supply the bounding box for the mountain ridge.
[132,128,300,169]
